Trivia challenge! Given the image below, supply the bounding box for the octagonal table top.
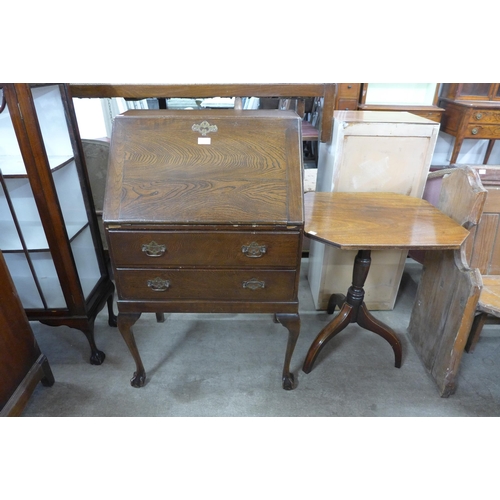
[304,191,469,250]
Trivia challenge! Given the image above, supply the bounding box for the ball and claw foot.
[282,373,295,390]
[130,370,146,388]
[90,350,106,365]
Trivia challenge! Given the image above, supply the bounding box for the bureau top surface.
[103,110,304,226]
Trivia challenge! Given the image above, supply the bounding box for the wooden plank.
[477,275,500,316]
[469,214,499,274]
[69,83,328,99]
[407,167,487,397]
[408,249,481,397]
[483,187,500,212]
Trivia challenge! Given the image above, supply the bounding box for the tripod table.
[302,191,470,374]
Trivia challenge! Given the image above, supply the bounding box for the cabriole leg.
[117,312,146,387]
[275,313,300,390]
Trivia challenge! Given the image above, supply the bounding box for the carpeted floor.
[21,259,500,417]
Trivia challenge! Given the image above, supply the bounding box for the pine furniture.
[407,167,487,397]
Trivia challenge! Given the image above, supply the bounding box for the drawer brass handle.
[475,113,483,120]
[142,241,166,257]
[147,277,171,292]
[243,278,265,290]
[471,127,479,135]
[241,242,267,258]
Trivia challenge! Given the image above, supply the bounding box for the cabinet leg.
[107,290,118,327]
[40,354,55,387]
[274,313,300,390]
[484,139,496,165]
[81,323,106,366]
[117,313,146,387]
[450,136,464,164]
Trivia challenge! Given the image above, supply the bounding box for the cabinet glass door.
[459,83,492,99]
[0,84,101,310]
[494,84,500,101]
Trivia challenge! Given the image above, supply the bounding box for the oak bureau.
[103,109,304,389]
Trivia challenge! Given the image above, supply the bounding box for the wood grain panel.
[470,214,499,274]
[115,269,297,301]
[108,231,300,268]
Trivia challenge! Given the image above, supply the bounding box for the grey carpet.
[21,259,500,416]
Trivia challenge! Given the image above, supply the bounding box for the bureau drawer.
[336,98,359,111]
[466,124,500,139]
[337,83,360,98]
[114,269,298,301]
[470,110,500,124]
[107,231,300,268]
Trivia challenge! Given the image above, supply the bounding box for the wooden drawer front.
[465,124,500,139]
[470,110,500,124]
[338,83,360,98]
[115,269,297,301]
[411,110,443,123]
[336,98,358,111]
[108,231,300,268]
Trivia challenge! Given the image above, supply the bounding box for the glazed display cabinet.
[0,83,116,364]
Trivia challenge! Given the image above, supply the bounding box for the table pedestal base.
[302,249,402,374]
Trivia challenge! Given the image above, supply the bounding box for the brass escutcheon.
[241,242,267,258]
[192,120,218,136]
[147,277,170,292]
[243,278,265,290]
[142,241,166,257]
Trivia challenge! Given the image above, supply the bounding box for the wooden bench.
[407,166,487,397]
[463,165,500,352]
[414,165,500,356]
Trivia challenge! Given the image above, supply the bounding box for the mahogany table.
[302,191,470,374]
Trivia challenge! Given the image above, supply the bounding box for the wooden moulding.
[0,354,54,417]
